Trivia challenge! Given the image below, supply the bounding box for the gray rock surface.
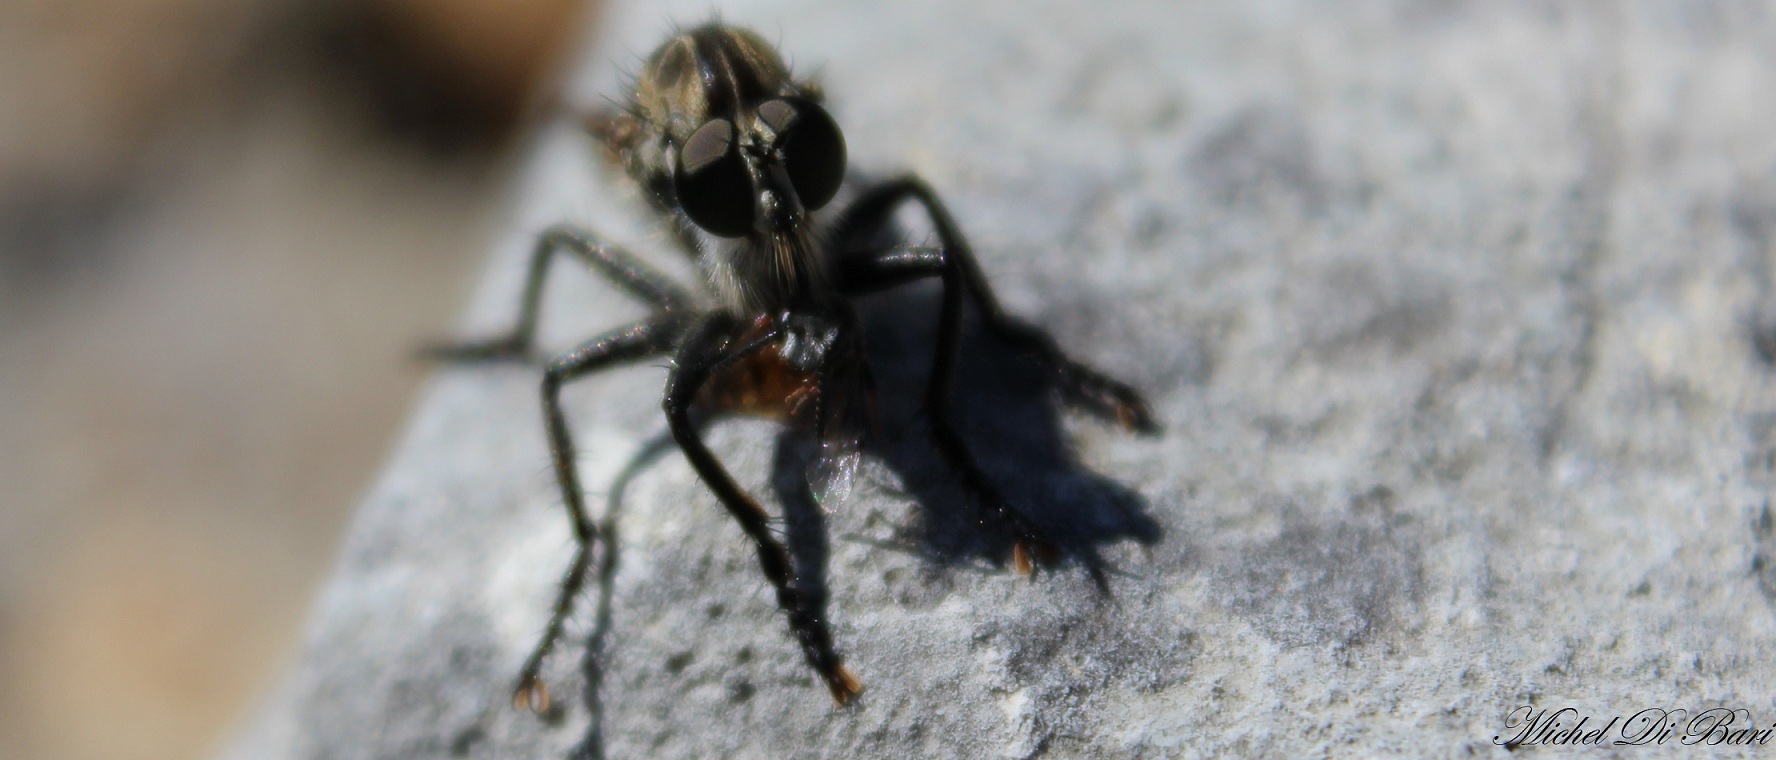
[229,1,1776,757]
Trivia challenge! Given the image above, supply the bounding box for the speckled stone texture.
[228,1,1776,757]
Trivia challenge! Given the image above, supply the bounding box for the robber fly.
[431,23,1159,711]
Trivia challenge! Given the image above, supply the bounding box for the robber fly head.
[601,25,849,313]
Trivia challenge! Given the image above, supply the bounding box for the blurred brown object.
[0,1,597,760]
[304,0,595,156]
[0,0,271,281]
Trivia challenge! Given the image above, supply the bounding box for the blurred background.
[0,1,598,758]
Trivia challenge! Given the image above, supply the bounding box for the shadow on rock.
[849,285,1163,578]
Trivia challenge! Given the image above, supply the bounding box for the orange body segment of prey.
[697,342,821,423]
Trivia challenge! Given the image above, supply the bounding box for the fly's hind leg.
[833,245,1060,574]
[830,177,1161,574]
[513,315,688,714]
[833,177,1160,434]
[428,224,693,362]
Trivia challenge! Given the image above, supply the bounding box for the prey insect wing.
[809,431,863,511]
[806,372,872,512]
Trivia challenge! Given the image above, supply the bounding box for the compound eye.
[758,98,846,211]
[675,118,755,237]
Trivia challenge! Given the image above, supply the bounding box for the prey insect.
[431,23,1159,711]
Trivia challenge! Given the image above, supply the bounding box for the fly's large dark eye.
[758,98,846,211]
[675,118,755,237]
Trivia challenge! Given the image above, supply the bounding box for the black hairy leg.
[831,177,1160,572]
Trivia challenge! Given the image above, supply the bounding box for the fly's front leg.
[834,177,1160,434]
[835,245,1059,574]
[513,314,688,714]
[428,224,694,362]
[664,316,862,705]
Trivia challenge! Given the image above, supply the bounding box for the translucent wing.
[804,354,876,512]
[807,430,862,511]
